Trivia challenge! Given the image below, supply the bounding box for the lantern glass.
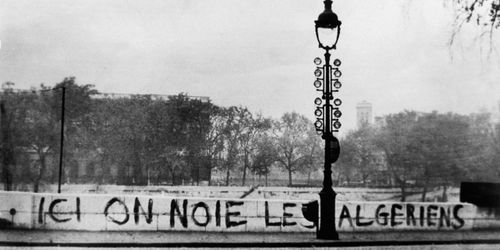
[317,27,339,49]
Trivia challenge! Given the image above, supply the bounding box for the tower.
[356,100,372,128]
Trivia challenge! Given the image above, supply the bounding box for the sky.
[1,0,499,131]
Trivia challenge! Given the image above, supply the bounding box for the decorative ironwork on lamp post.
[313,0,342,240]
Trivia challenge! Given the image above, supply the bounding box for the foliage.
[450,0,500,53]
[452,0,500,29]
[341,109,500,200]
[2,79,500,190]
[217,106,248,186]
[251,132,277,185]
[0,83,29,190]
[374,111,420,201]
[298,126,322,185]
[0,78,98,191]
[273,112,312,186]
[237,111,272,186]
[338,125,379,186]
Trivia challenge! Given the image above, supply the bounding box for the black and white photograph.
[0,0,500,249]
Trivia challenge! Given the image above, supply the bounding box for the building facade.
[356,100,372,128]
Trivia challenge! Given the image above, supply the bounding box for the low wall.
[5,185,461,202]
[0,191,497,232]
[0,192,312,232]
[254,187,461,202]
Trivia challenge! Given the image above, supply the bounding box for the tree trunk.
[265,172,268,186]
[117,165,127,185]
[307,172,311,185]
[225,167,230,186]
[195,168,199,185]
[421,185,428,202]
[362,172,368,187]
[242,154,248,186]
[0,102,13,191]
[146,164,150,186]
[344,174,350,187]
[441,185,448,202]
[156,168,161,185]
[393,173,407,202]
[337,174,342,186]
[288,168,293,187]
[400,183,406,202]
[132,149,144,185]
[195,160,200,185]
[34,153,47,193]
[171,169,175,185]
[207,161,212,186]
[1,162,12,191]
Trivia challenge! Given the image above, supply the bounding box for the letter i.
[419,206,424,227]
[76,197,81,222]
[215,201,221,227]
[38,197,45,224]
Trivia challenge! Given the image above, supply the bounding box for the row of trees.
[1,78,499,195]
[0,79,99,191]
[0,78,322,191]
[338,111,500,201]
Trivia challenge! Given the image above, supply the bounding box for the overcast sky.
[1,0,499,131]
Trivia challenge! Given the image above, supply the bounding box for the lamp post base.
[317,186,339,240]
[317,230,339,240]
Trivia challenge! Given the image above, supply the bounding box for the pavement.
[0,229,500,248]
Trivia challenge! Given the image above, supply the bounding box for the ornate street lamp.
[313,0,342,240]
[315,1,341,51]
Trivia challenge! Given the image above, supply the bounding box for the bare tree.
[273,112,311,187]
[238,112,271,186]
[251,133,277,186]
[449,0,500,55]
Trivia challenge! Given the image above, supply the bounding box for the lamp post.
[313,0,342,240]
[57,86,65,194]
[40,86,65,193]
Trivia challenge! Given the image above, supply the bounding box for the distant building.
[356,100,372,128]
[374,116,386,128]
[93,92,211,103]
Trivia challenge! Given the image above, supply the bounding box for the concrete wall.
[335,202,475,231]
[0,191,497,232]
[0,192,312,232]
[253,186,461,202]
[5,185,461,202]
